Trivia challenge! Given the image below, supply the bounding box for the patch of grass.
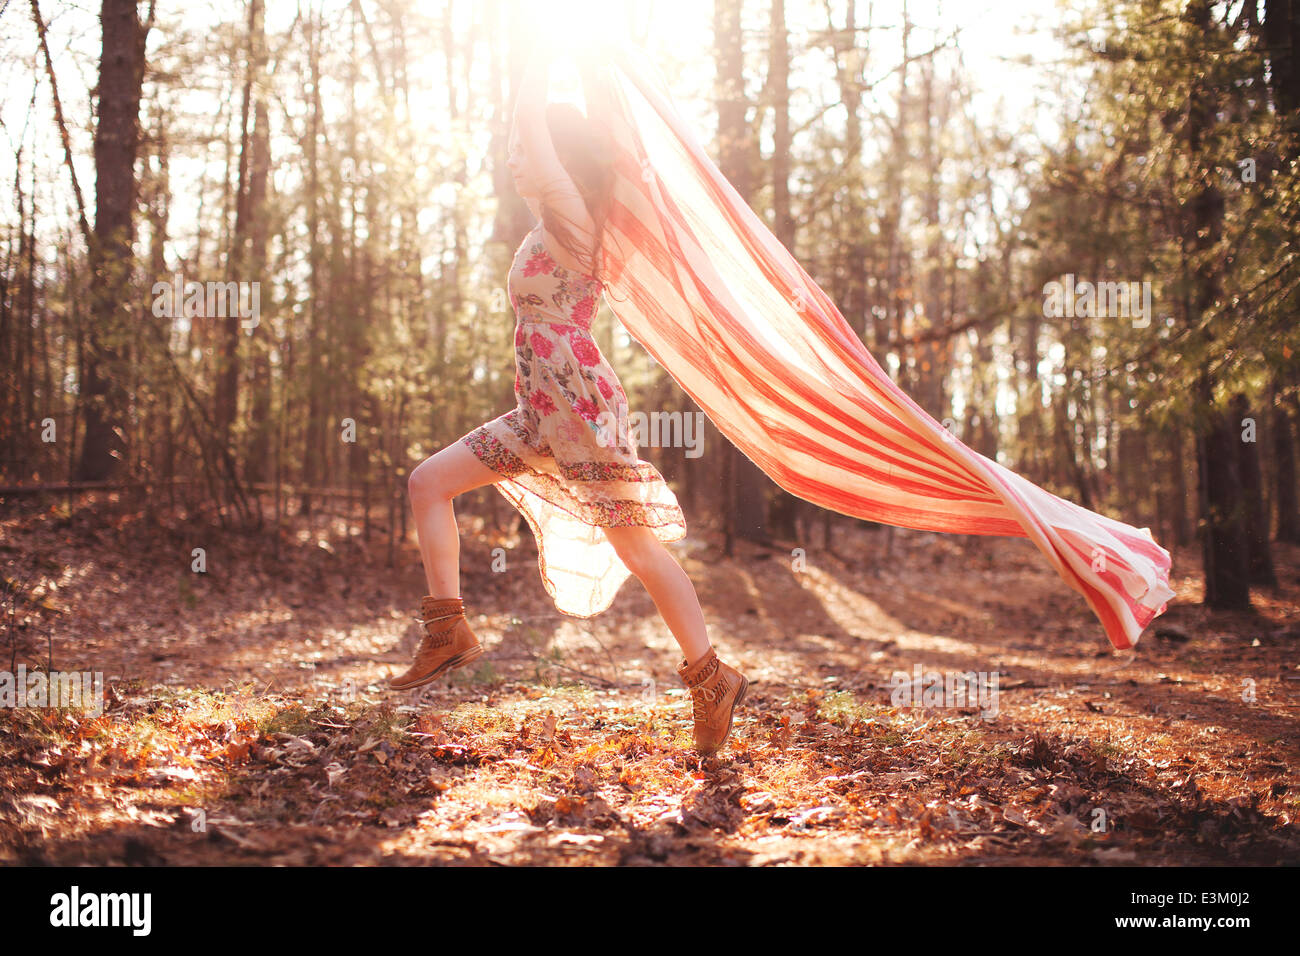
[74,713,116,743]
[120,713,165,750]
[1095,739,1125,761]
[455,659,500,686]
[1,706,79,748]
[259,703,313,736]
[108,676,151,698]
[985,742,1019,764]
[780,687,816,709]
[667,725,694,750]
[444,701,514,733]
[153,684,266,727]
[361,702,413,743]
[177,573,198,609]
[816,689,878,728]
[752,746,823,793]
[539,679,599,710]
[171,777,231,810]
[937,727,993,771]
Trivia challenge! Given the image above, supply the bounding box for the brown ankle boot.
[676,647,749,756]
[388,596,483,691]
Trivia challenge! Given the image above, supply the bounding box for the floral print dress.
[459,222,686,618]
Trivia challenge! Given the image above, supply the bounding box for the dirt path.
[2,503,1296,865]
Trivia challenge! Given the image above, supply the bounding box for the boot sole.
[388,644,484,691]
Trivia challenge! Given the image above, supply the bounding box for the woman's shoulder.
[511,223,543,260]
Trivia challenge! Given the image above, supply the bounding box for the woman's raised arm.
[513,50,600,271]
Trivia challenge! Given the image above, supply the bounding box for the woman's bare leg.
[407,441,504,598]
[602,525,712,667]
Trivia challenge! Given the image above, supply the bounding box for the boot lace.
[416,611,462,649]
[690,677,730,724]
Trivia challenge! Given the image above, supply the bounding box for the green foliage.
[258,703,313,737]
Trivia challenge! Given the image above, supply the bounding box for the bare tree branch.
[29,0,91,249]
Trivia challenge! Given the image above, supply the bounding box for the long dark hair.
[542,102,614,282]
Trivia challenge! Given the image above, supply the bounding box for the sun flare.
[517,0,630,57]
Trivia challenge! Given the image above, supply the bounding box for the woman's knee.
[606,527,663,578]
[408,456,449,501]
[409,440,501,503]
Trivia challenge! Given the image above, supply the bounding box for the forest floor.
[1,494,1297,866]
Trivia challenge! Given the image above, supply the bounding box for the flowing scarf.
[582,44,1175,651]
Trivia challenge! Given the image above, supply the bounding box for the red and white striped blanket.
[586,45,1176,650]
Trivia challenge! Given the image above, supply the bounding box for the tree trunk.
[76,0,147,482]
[1186,0,1250,611]
[246,94,272,483]
[766,0,803,542]
[1273,375,1300,543]
[715,0,768,549]
[1233,392,1277,587]
[301,6,324,516]
[1198,382,1251,607]
[1167,425,1191,547]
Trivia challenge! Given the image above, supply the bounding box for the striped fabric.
[583,45,1175,651]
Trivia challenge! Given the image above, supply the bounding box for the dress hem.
[461,430,687,533]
